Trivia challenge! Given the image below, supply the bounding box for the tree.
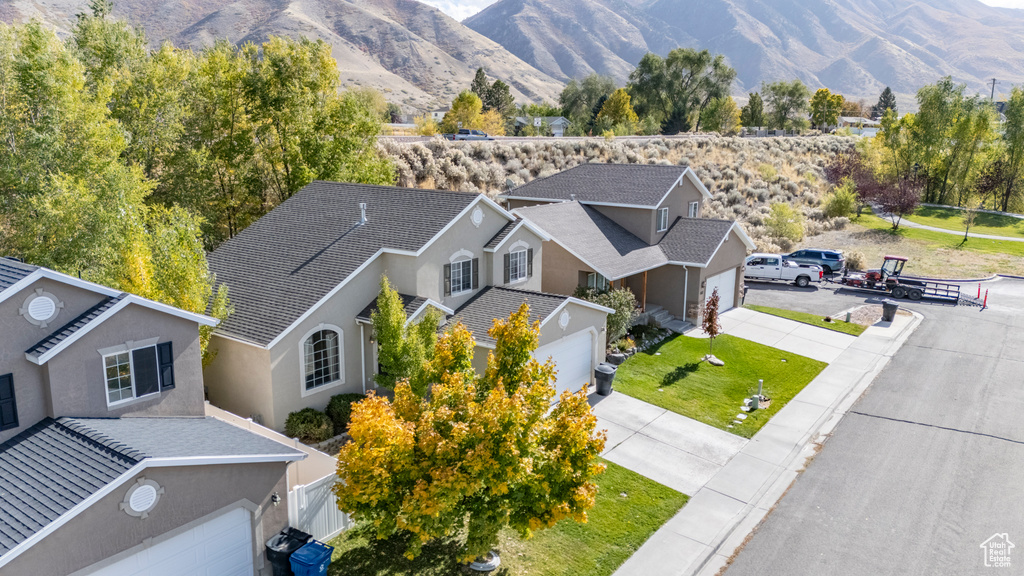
[470,68,515,123]
[370,276,439,395]
[702,288,722,356]
[740,92,765,128]
[597,88,639,126]
[574,286,637,341]
[872,87,898,118]
[470,67,489,101]
[334,304,606,562]
[441,90,483,133]
[841,99,865,118]
[995,86,1024,212]
[764,202,805,245]
[701,96,742,134]
[627,48,735,134]
[763,80,810,130]
[559,74,616,127]
[413,114,440,135]
[809,88,844,130]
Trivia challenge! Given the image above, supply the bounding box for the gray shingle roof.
[503,163,686,207]
[208,181,479,345]
[355,293,430,323]
[515,202,668,280]
[658,218,737,265]
[484,220,518,249]
[451,286,568,345]
[0,419,141,556]
[0,258,37,294]
[25,294,127,361]
[0,417,302,557]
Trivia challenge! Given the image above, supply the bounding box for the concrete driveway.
[686,307,858,363]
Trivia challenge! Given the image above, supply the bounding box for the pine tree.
[872,87,897,118]
[470,67,489,101]
[740,92,764,128]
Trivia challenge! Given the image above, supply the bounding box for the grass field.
[326,461,688,576]
[613,335,826,438]
[856,214,1024,259]
[744,304,866,336]
[905,205,1024,239]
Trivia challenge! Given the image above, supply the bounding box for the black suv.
[784,249,845,274]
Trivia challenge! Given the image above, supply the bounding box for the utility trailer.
[837,255,985,307]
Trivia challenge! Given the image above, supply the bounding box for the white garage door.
[533,330,593,398]
[86,507,254,576]
[705,268,737,311]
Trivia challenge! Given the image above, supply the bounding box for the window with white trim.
[587,272,610,292]
[450,259,473,294]
[657,207,669,232]
[509,250,528,282]
[304,329,341,390]
[103,343,173,407]
[689,201,699,218]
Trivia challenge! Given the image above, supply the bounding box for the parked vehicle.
[745,253,823,287]
[839,255,979,304]
[443,129,494,141]
[784,248,845,274]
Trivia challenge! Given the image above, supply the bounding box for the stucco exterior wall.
[538,241,593,296]
[655,179,705,242]
[505,198,549,210]
[591,205,656,244]
[641,265,688,318]
[5,462,289,576]
[204,336,275,425]
[487,224,543,291]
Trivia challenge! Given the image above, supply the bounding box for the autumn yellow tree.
[440,90,506,135]
[597,88,639,126]
[333,304,606,562]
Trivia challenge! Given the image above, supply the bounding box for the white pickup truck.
[745,253,823,287]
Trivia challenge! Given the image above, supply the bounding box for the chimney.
[359,202,367,225]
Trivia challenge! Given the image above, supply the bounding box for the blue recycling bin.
[289,540,334,576]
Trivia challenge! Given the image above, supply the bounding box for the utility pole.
[989,78,1000,102]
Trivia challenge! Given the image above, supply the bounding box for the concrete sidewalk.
[686,307,858,363]
[612,310,922,576]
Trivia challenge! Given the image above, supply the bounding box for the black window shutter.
[527,249,534,277]
[471,258,479,290]
[443,263,452,296]
[503,253,511,283]
[157,342,175,390]
[132,347,159,397]
[0,374,17,431]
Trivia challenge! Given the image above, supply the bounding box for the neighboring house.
[502,163,755,328]
[204,182,611,431]
[514,116,572,137]
[0,258,304,576]
[430,108,450,122]
[838,116,881,136]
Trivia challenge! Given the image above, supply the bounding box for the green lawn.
[326,460,688,576]
[905,205,1024,239]
[859,214,1024,258]
[744,304,866,336]
[614,335,826,438]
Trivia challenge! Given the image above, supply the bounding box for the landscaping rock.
[736,413,748,420]
[606,353,627,365]
[703,354,725,366]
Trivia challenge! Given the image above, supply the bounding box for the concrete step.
[644,305,664,315]
[663,319,693,334]
[652,310,673,324]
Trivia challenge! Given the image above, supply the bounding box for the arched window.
[304,329,340,390]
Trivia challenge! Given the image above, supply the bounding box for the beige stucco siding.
[204,336,275,424]
[45,304,205,420]
[538,241,593,296]
[591,205,656,244]
[505,198,549,210]
[487,224,544,291]
[655,178,705,242]
[5,462,288,576]
[641,265,688,318]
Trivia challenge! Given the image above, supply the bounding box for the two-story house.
[0,258,304,576]
[203,182,612,431]
[502,163,756,328]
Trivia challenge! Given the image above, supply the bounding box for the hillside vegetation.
[379,136,856,252]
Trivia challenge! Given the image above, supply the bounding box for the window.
[587,272,610,292]
[689,201,699,218]
[765,258,780,266]
[748,258,763,266]
[445,258,478,296]
[506,249,531,283]
[657,207,669,232]
[102,343,175,407]
[304,330,341,390]
[0,374,17,431]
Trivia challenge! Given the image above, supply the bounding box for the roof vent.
[570,194,577,202]
[358,202,367,225]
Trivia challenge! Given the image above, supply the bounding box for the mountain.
[0,0,565,111]
[465,0,1024,103]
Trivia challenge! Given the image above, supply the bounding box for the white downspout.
[683,266,689,322]
[360,323,366,394]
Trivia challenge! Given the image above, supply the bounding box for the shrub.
[845,250,866,271]
[285,408,333,444]
[823,181,858,218]
[758,163,778,181]
[764,202,804,243]
[326,393,366,435]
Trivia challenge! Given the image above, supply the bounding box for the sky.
[420,0,1024,21]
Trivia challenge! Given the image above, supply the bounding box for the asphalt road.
[728,278,1024,576]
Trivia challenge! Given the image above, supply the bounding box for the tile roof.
[658,218,737,265]
[451,286,568,345]
[208,181,480,345]
[24,294,127,361]
[484,220,518,249]
[514,202,668,280]
[502,163,686,207]
[0,258,37,294]
[355,293,430,323]
[0,417,302,558]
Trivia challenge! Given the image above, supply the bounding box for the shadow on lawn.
[660,362,701,387]
[329,529,511,576]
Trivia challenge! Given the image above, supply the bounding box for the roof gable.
[502,163,708,208]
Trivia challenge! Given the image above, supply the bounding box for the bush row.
[284,393,366,444]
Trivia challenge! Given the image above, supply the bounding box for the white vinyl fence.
[288,474,352,541]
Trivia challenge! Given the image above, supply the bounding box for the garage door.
[533,330,593,398]
[705,268,737,311]
[86,507,254,576]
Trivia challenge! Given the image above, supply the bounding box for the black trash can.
[881,299,899,322]
[595,363,617,396]
[266,527,313,576]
